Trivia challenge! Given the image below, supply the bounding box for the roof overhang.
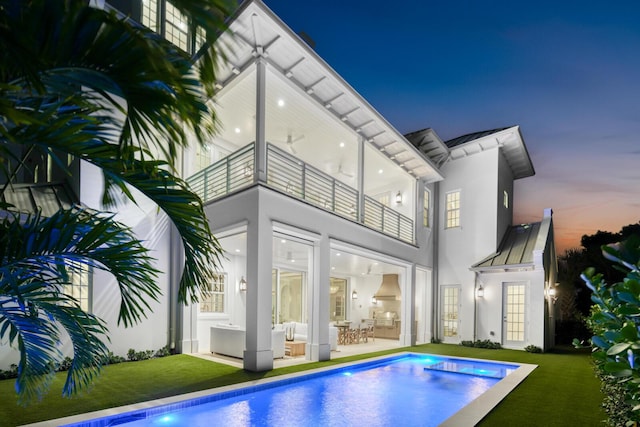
[448,126,535,180]
[214,0,443,183]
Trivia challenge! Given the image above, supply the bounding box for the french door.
[503,282,527,346]
[441,285,460,342]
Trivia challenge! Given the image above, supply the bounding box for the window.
[141,0,158,32]
[423,189,430,228]
[165,1,189,52]
[377,193,390,207]
[329,277,347,322]
[64,261,91,312]
[200,273,226,313]
[503,190,509,208]
[445,190,460,228]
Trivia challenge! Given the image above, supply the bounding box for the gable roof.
[471,223,541,270]
[447,126,535,180]
[404,128,449,168]
[216,0,444,182]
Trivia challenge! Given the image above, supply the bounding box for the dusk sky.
[265,0,640,254]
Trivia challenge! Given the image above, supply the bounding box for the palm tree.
[0,0,235,403]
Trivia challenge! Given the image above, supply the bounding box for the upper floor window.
[200,273,226,313]
[165,2,189,52]
[423,189,430,228]
[503,190,509,208]
[141,0,158,32]
[445,190,460,229]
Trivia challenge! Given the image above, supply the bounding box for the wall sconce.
[371,296,377,305]
[476,285,484,298]
[352,290,358,300]
[239,276,247,292]
[545,285,558,303]
[395,191,403,205]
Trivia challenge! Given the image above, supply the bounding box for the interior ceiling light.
[339,142,345,148]
[234,127,241,134]
[277,99,285,107]
[378,169,383,174]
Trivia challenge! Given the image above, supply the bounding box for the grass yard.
[0,344,605,426]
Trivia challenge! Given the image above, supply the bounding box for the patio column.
[308,234,331,361]
[243,211,274,371]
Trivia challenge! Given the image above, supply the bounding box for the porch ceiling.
[214,0,443,183]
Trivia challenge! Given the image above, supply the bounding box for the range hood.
[374,274,401,300]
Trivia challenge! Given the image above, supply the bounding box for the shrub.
[430,337,442,344]
[0,364,18,380]
[460,340,501,349]
[578,235,640,426]
[127,348,155,362]
[524,345,542,353]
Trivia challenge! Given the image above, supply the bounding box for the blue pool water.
[65,354,518,427]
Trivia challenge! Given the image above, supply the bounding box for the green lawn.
[0,344,605,426]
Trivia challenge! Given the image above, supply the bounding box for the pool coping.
[21,352,537,427]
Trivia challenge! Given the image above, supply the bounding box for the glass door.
[441,285,460,342]
[503,282,526,346]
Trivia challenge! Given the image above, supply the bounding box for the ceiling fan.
[273,132,304,154]
[330,161,354,178]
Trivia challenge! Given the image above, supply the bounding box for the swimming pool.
[49,353,534,427]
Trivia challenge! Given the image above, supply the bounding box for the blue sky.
[265,0,640,253]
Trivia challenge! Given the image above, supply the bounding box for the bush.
[103,351,126,365]
[460,339,501,349]
[430,337,442,344]
[579,235,640,426]
[127,348,155,362]
[0,364,18,380]
[524,345,542,353]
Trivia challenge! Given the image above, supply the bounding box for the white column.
[308,234,331,361]
[357,137,365,222]
[254,58,267,183]
[243,211,273,371]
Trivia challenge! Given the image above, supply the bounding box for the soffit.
[215,0,443,183]
[445,126,535,180]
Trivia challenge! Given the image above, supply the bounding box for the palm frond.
[0,208,160,402]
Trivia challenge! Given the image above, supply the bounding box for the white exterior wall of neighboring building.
[437,148,501,342]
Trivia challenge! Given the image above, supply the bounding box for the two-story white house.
[0,0,557,373]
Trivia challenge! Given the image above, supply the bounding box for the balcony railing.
[187,143,254,202]
[266,143,359,222]
[187,142,415,244]
[364,196,414,243]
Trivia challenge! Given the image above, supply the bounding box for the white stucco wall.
[437,148,501,342]
[80,161,173,357]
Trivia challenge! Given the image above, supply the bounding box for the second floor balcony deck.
[187,143,415,244]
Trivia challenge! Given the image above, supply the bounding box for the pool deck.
[21,352,536,427]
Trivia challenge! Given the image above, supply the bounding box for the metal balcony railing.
[187,143,254,203]
[186,142,415,244]
[266,143,359,222]
[364,195,414,243]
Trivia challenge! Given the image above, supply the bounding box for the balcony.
[186,143,415,244]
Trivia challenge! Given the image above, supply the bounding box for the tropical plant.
[578,235,640,425]
[0,0,235,403]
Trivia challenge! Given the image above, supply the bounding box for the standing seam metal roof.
[472,222,542,269]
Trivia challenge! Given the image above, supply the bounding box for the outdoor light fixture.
[476,285,484,298]
[352,290,358,300]
[371,296,377,305]
[239,276,247,292]
[395,191,403,205]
